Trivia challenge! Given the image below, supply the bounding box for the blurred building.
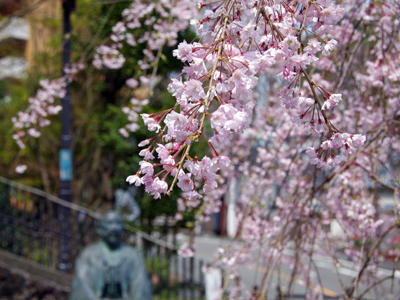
[0,0,61,80]
[0,0,28,79]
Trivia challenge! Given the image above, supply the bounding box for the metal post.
[58,0,75,272]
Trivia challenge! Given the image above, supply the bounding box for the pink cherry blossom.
[15,165,27,174]
[14,1,400,297]
[177,172,194,192]
[126,175,143,186]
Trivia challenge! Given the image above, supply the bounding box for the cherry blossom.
[15,165,27,174]
[11,63,85,150]
[123,0,400,298]
[11,0,400,298]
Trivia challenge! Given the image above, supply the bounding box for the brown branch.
[314,126,386,194]
[301,67,333,131]
[347,222,399,298]
[356,275,393,300]
[318,217,350,300]
[356,163,398,191]
[335,26,365,92]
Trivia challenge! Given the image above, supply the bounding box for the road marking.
[315,260,359,277]
[338,267,358,277]
[254,265,338,298]
[313,255,400,279]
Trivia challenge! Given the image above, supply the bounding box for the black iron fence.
[0,176,205,299]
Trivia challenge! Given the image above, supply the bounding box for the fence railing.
[0,176,205,299]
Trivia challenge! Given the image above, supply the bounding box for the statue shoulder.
[121,244,143,258]
[121,243,139,252]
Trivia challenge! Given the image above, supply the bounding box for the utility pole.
[58,0,75,272]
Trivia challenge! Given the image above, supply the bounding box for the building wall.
[0,0,62,79]
[25,0,61,73]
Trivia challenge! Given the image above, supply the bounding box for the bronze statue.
[69,211,153,300]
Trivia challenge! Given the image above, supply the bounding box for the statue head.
[97,210,124,249]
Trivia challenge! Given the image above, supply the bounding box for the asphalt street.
[177,234,400,299]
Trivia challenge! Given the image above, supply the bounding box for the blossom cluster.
[127,0,366,204]
[91,0,201,140]
[306,133,366,170]
[11,63,85,150]
[198,0,400,297]
[92,0,197,73]
[119,98,149,137]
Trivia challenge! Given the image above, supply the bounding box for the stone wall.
[0,265,69,300]
[0,249,70,300]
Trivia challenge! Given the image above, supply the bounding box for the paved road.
[177,234,400,299]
